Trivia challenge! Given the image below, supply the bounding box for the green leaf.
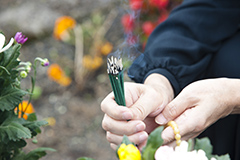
[27,113,37,121]
[0,87,28,111]
[122,135,134,145]
[0,44,21,87]
[23,120,48,137]
[194,137,213,159]
[213,154,231,160]
[0,117,31,143]
[77,157,95,160]
[142,126,164,160]
[22,147,56,160]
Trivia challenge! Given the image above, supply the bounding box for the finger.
[155,92,198,125]
[110,143,118,150]
[101,92,133,120]
[106,131,148,146]
[162,107,205,145]
[129,87,164,120]
[102,114,146,135]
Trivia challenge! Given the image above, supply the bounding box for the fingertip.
[161,126,175,145]
[155,114,167,125]
[110,143,118,151]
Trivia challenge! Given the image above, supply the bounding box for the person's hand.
[155,78,240,145]
[101,74,174,150]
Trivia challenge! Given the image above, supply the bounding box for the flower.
[53,16,76,41]
[14,101,35,120]
[41,58,50,67]
[14,32,28,44]
[121,14,135,33]
[47,63,72,86]
[142,21,156,36]
[117,143,141,160]
[149,0,169,9]
[100,42,113,56]
[129,0,143,10]
[0,33,14,53]
[82,55,103,70]
[20,71,28,78]
[155,141,217,160]
[46,117,56,126]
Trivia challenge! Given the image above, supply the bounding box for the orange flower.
[15,101,35,120]
[83,55,103,70]
[47,63,64,81]
[47,63,72,86]
[101,42,113,56]
[53,16,76,41]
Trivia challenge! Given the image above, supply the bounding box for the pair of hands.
[101,74,240,150]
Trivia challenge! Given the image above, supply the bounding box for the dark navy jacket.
[128,0,240,159]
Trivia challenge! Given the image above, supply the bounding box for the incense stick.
[107,56,126,106]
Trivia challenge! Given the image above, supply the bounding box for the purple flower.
[14,32,28,44]
[41,58,49,67]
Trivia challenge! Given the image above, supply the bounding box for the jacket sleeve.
[128,0,240,95]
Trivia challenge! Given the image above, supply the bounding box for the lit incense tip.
[107,56,123,75]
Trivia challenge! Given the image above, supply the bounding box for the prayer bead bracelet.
[167,121,181,146]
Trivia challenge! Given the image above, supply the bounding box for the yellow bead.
[168,121,177,129]
[176,140,181,146]
[175,133,181,141]
[174,128,180,134]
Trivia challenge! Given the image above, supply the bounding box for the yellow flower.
[14,101,35,120]
[46,117,56,126]
[82,55,103,70]
[118,144,141,160]
[101,42,113,56]
[47,63,72,86]
[53,16,76,41]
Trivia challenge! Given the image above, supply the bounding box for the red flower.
[142,21,156,36]
[129,0,143,10]
[121,14,134,33]
[158,12,168,24]
[149,0,169,9]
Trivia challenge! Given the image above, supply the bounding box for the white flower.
[155,141,211,160]
[0,33,14,53]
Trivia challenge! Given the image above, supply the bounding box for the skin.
[101,73,240,150]
[157,78,240,145]
[101,74,174,150]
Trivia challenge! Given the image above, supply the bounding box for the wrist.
[144,73,174,102]
[227,78,240,114]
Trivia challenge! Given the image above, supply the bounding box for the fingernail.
[139,132,148,143]
[122,112,133,120]
[136,123,145,132]
[156,114,167,125]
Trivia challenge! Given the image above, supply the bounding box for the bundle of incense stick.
[107,56,126,106]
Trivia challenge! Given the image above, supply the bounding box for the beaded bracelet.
[167,121,181,146]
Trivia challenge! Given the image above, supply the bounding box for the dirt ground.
[0,0,128,160]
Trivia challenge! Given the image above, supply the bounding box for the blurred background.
[0,0,181,159]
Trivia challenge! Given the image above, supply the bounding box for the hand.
[156,78,240,145]
[101,74,174,150]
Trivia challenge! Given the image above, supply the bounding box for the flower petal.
[0,37,14,53]
[0,33,6,51]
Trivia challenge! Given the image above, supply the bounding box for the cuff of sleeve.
[143,68,181,96]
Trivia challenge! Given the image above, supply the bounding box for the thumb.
[155,93,195,125]
[129,91,164,120]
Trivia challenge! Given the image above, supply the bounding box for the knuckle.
[102,117,109,131]
[167,103,177,118]
[106,132,113,142]
[194,120,206,133]
[100,100,106,112]
[135,105,146,120]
